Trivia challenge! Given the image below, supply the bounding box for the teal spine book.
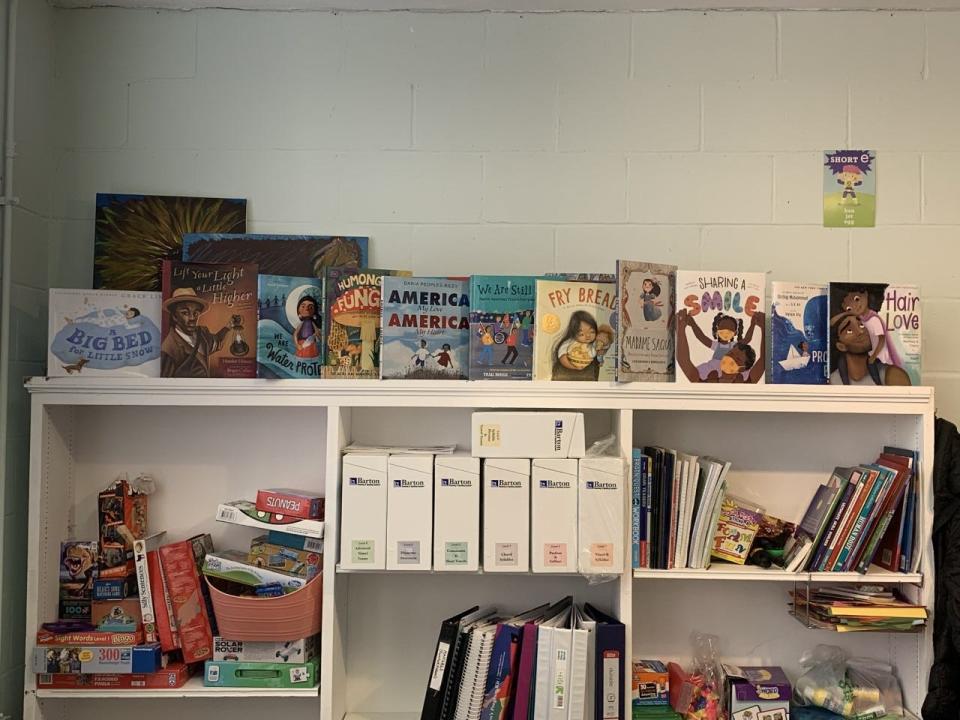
[834,468,890,571]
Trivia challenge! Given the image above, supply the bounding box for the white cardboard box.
[471,412,586,459]
[387,454,434,571]
[578,457,625,574]
[531,458,579,573]
[340,454,388,570]
[482,458,530,573]
[434,453,480,572]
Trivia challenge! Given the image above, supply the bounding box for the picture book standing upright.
[48,289,162,377]
[182,234,368,277]
[770,282,828,385]
[160,260,258,378]
[380,277,470,380]
[256,275,324,379]
[616,261,676,382]
[674,271,766,384]
[324,269,410,379]
[533,279,617,381]
[468,276,536,380]
[828,283,920,386]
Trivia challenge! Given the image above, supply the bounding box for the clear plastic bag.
[794,645,904,719]
[687,632,724,720]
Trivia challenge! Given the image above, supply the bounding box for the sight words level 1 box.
[339,454,388,570]
[471,411,585,458]
[482,459,530,573]
[386,454,434,571]
[434,453,480,572]
[532,459,579,573]
[579,457,625,574]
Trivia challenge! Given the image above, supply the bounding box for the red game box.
[36,629,144,646]
[147,549,179,652]
[35,661,192,690]
[158,541,213,662]
[98,476,148,580]
[255,489,325,520]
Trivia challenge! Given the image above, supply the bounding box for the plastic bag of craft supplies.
[794,645,904,718]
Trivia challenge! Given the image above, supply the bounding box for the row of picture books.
[632,445,919,576]
[48,261,924,388]
[419,598,625,720]
[82,194,922,385]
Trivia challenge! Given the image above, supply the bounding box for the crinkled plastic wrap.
[794,645,904,719]
[578,435,625,585]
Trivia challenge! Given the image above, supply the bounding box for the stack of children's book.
[420,598,625,720]
[789,586,927,632]
[782,446,918,575]
[631,448,731,570]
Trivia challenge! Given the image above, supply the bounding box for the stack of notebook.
[789,586,927,633]
[420,598,626,720]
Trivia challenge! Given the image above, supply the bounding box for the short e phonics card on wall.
[823,150,876,228]
[674,271,765,384]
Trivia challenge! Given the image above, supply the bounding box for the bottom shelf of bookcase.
[342,713,419,720]
[34,676,321,699]
[632,564,922,583]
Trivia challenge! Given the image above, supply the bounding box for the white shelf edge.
[24,377,934,413]
[32,676,320,699]
[633,566,923,584]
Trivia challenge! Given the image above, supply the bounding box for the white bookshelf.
[22,378,935,720]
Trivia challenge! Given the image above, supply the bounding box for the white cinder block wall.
[38,9,960,406]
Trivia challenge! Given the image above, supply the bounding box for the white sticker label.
[428,641,451,691]
[289,666,309,683]
[206,665,220,682]
[553,647,568,710]
[602,651,620,719]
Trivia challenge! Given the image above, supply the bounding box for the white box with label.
[340,454,388,570]
[482,458,530,573]
[387,454,434,571]
[471,412,585,458]
[578,456,625,574]
[531,458,579,573]
[434,453,480,572]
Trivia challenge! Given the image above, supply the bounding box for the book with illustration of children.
[256,274,324,379]
[468,275,536,380]
[380,276,470,380]
[828,283,921,387]
[770,282,828,385]
[616,261,677,382]
[323,268,411,379]
[533,278,617,381]
[674,271,766,384]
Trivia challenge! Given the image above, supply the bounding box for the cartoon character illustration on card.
[640,278,664,321]
[502,325,520,365]
[836,165,863,206]
[477,323,495,365]
[433,343,456,374]
[831,314,911,386]
[520,309,534,346]
[830,287,900,368]
[293,294,322,359]
[552,310,601,380]
[62,543,97,593]
[676,309,766,384]
[411,339,431,370]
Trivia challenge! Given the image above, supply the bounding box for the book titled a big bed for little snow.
[380,277,470,380]
[674,271,766,384]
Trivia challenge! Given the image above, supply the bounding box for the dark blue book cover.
[479,624,522,720]
[770,282,828,385]
[380,277,470,380]
[468,275,535,381]
[257,274,324,379]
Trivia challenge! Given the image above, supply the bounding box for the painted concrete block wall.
[2,0,55,716]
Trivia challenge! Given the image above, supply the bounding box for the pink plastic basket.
[206,574,322,641]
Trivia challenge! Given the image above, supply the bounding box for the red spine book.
[147,550,179,652]
[825,469,878,571]
[159,541,214,663]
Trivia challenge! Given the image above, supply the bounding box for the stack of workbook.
[632,448,731,570]
[420,598,625,720]
[789,586,927,633]
[782,446,918,574]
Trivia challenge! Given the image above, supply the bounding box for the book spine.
[667,463,680,570]
[900,476,917,573]
[855,473,910,574]
[835,472,886,571]
[641,456,651,569]
[146,550,178,652]
[812,472,861,571]
[133,540,157,644]
[824,471,873,571]
[631,452,642,569]
[159,542,213,663]
[847,468,898,571]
